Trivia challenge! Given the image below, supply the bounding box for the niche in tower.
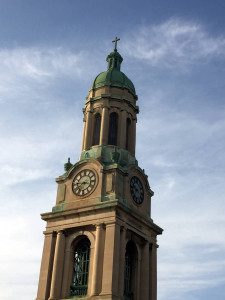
[108,112,118,146]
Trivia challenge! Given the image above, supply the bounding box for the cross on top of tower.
[112,36,120,51]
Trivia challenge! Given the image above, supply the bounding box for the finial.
[64,157,73,172]
[112,36,120,51]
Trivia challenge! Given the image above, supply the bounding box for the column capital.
[95,223,105,230]
[43,230,56,237]
[104,221,120,228]
[150,242,159,248]
[101,104,110,109]
[120,105,127,112]
[142,238,150,246]
[120,224,127,232]
[57,229,66,236]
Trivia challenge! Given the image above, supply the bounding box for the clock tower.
[36,38,163,300]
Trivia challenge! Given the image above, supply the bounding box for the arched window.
[108,112,118,146]
[71,237,91,297]
[92,113,101,146]
[124,241,138,300]
[126,118,131,150]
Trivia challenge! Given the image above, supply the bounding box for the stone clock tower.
[36,38,163,300]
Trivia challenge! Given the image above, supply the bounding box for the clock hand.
[77,181,88,186]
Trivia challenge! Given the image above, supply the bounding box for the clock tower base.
[37,188,161,300]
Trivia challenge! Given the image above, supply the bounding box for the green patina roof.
[91,68,136,94]
[91,49,136,95]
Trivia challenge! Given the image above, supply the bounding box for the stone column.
[91,224,104,295]
[136,253,141,300]
[48,231,65,300]
[83,110,93,150]
[118,226,126,297]
[81,116,86,151]
[36,232,56,300]
[140,240,149,300]
[101,223,120,297]
[100,106,109,145]
[149,243,157,300]
[61,247,73,299]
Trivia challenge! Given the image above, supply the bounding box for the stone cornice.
[85,94,139,113]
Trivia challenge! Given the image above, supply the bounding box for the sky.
[0,0,224,299]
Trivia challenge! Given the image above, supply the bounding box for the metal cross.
[112,36,120,51]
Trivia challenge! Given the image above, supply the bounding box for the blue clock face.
[130,176,144,204]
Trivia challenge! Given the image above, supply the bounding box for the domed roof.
[91,68,136,94]
[90,47,136,95]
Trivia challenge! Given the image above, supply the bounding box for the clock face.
[130,176,144,204]
[72,169,97,197]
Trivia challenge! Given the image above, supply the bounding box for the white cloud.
[0,47,85,79]
[122,18,225,70]
[0,46,99,104]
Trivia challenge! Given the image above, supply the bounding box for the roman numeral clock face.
[72,169,97,197]
[130,176,144,205]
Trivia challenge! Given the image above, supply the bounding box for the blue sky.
[0,1,224,300]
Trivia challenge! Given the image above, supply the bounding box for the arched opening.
[108,112,118,146]
[124,241,138,300]
[92,113,101,146]
[70,237,91,297]
[126,118,131,150]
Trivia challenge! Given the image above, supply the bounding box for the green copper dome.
[91,49,136,95]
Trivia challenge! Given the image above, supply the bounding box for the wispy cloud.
[122,18,225,70]
[0,47,86,79]
[0,47,99,104]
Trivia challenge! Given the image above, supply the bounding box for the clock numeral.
[74,188,79,195]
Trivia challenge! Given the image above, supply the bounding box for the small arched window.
[108,112,118,146]
[92,113,101,146]
[71,237,91,297]
[126,118,131,150]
